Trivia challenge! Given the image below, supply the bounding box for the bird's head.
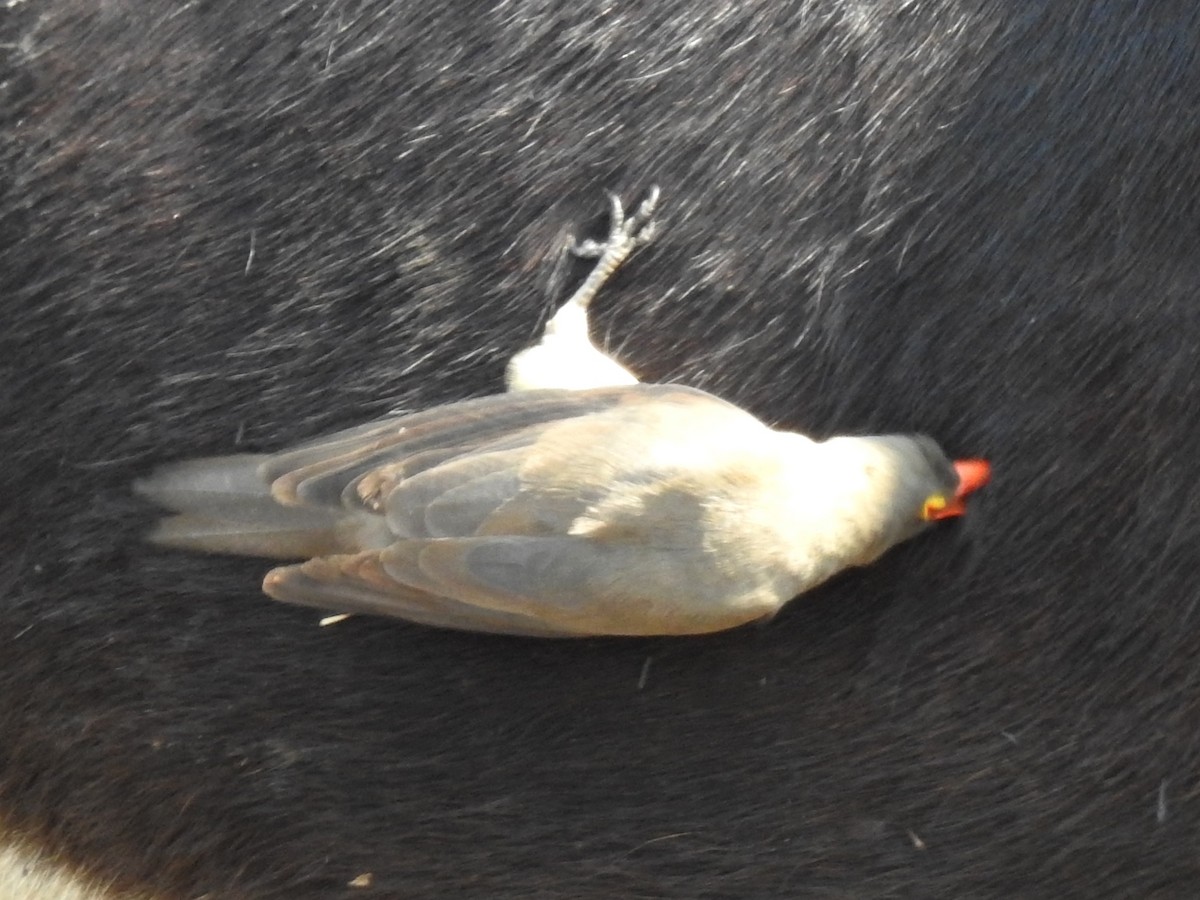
[815,434,991,561]
[868,434,990,544]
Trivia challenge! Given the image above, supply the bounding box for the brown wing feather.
[380,537,773,636]
[262,555,584,637]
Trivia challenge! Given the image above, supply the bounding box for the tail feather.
[135,454,344,559]
[135,454,275,514]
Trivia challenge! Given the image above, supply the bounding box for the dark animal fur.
[3,1,1199,896]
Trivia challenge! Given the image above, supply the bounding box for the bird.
[136,187,990,637]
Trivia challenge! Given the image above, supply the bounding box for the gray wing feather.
[263,387,646,507]
[385,449,527,538]
[138,387,660,558]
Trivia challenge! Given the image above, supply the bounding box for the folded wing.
[142,382,777,635]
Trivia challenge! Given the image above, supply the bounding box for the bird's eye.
[921,494,947,521]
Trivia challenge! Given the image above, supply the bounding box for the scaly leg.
[505,186,660,392]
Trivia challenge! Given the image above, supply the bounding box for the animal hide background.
[3,1,1198,897]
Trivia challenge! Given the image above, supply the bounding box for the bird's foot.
[504,186,661,392]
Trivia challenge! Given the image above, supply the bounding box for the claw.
[605,191,627,235]
[626,184,660,237]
